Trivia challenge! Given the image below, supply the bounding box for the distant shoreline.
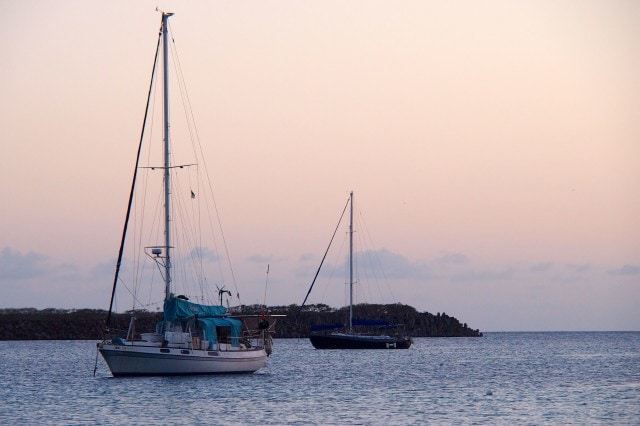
[0,304,482,340]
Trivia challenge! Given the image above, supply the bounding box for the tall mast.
[348,191,354,332]
[162,12,174,301]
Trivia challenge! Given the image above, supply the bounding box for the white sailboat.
[98,12,273,376]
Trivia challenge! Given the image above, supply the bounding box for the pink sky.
[1,1,638,331]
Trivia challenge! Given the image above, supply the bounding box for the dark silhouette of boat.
[302,192,412,350]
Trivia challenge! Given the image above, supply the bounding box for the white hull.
[99,342,267,376]
[100,14,276,378]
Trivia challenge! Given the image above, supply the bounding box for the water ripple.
[0,333,638,424]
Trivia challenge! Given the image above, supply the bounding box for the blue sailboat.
[303,192,412,350]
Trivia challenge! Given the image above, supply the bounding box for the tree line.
[0,304,481,340]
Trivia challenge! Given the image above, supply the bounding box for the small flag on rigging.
[191,190,195,199]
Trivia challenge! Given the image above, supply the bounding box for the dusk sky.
[1,1,638,331]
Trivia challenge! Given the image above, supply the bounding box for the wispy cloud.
[358,248,430,279]
[188,246,221,263]
[567,263,591,273]
[435,252,470,265]
[531,261,554,272]
[247,254,274,263]
[607,264,640,276]
[448,267,516,283]
[295,247,639,290]
[298,253,316,262]
[0,246,108,309]
[0,247,50,280]
[321,248,522,283]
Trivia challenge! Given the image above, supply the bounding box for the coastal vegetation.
[0,304,481,340]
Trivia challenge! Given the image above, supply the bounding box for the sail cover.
[163,297,228,321]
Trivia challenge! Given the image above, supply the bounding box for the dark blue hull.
[310,333,412,349]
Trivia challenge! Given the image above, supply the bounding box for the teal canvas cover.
[197,317,242,347]
[162,298,241,347]
[163,297,227,321]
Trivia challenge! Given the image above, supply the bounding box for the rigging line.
[194,166,204,301]
[351,214,367,304]
[143,183,165,303]
[354,216,376,305]
[298,195,351,316]
[358,209,397,303]
[133,176,163,307]
[136,26,163,311]
[168,23,240,303]
[133,67,159,302]
[167,23,199,170]
[185,166,205,301]
[117,275,150,313]
[180,186,214,305]
[106,20,163,327]
[171,169,203,298]
[169,26,198,152]
[319,229,347,305]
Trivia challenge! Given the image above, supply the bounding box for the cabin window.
[160,348,170,353]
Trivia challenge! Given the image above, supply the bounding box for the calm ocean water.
[0,332,638,425]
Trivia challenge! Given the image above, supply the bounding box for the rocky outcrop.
[0,304,482,340]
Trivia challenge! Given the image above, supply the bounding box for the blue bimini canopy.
[197,317,242,347]
[163,297,227,321]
